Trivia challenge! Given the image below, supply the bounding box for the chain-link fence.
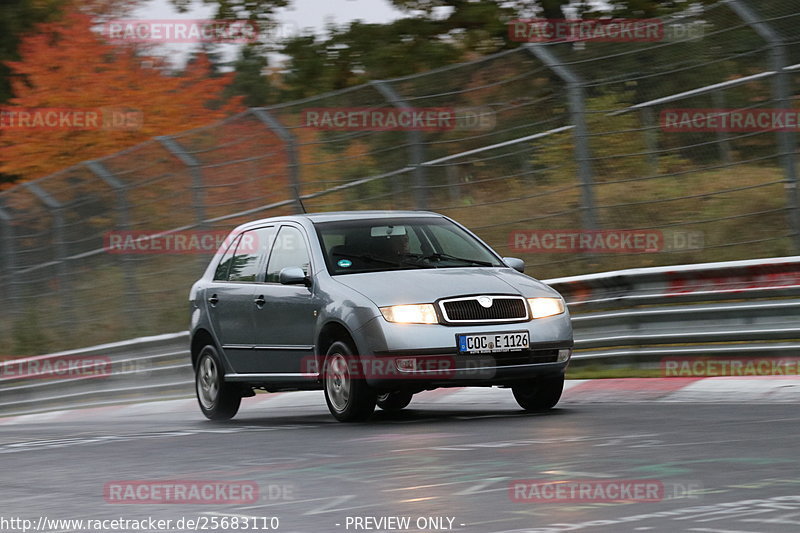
[2,0,799,354]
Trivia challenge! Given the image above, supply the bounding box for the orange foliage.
[0,10,243,181]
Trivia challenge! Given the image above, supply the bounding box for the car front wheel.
[512,376,564,411]
[195,345,241,420]
[323,341,376,422]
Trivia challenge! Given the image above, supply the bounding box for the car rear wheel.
[323,341,376,422]
[376,391,413,411]
[196,345,241,420]
[512,376,564,411]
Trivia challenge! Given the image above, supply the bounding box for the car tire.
[512,376,564,411]
[376,391,413,411]
[323,341,376,422]
[195,345,241,420]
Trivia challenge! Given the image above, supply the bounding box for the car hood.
[332,267,560,307]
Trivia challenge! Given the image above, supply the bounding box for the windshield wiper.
[334,252,432,268]
[421,252,494,267]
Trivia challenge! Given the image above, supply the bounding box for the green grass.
[566,366,665,379]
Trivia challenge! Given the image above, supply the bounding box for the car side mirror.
[503,257,525,273]
[279,267,310,286]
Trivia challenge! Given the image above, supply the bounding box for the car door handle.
[207,294,219,306]
[254,295,266,308]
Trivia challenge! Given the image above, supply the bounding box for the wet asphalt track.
[2,390,800,533]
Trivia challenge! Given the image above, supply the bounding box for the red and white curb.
[2,376,800,426]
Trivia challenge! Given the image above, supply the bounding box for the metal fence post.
[639,107,660,173]
[371,80,428,210]
[156,136,208,228]
[22,182,73,325]
[251,108,304,214]
[156,136,209,273]
[0,205,17,315]
[710,89,733,165]
[86,160,141,326]
[728,0,800,252]
[526,44,598,231]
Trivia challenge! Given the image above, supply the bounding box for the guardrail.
[2,256,799,417]
[0,332,193,417]
[548,255,800,365]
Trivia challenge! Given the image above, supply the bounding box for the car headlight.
[527,297,565,319]
[380,304,438,324]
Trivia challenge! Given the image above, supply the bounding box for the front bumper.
[350,314,573,389]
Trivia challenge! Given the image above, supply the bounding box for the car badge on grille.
[477,296,493,308]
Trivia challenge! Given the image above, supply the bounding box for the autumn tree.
[0,0,66,104]
[0,0,70,186]
[0,10,242,181]
[0,0,140,104]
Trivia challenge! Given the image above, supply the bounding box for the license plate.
[457,331,530,354]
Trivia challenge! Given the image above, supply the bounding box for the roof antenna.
[294,185,307,214]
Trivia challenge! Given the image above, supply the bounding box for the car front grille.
[454,349,560,369]
[439,296,528,323]
[493,349,559,366]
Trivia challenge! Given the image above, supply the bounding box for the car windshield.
[314,217,504,275]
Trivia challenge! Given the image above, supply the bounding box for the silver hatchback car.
[190,211,573,422]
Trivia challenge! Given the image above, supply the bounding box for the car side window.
[228,227,276,282]
[266,226,311,283]
[213,234,241,281]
